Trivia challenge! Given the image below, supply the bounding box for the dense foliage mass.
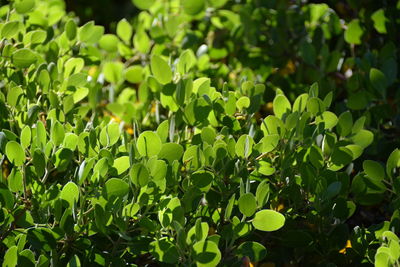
[0,0,399,266]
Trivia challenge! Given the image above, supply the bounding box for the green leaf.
[73,87,89,103]
[117,18,132,44]
[183,145,204,170]
[51,121,65,146]
[191,170,214,192]
[65,19,77,40]
[293,93,309,112]
[0,132,6,152]
[19,249,35,265]
[363,160,385,181]
[133,30,151,54]
[329,146,354,171]
[103,62,124,84]
[177,49,196,74]
[187,222,209,244]
[183,98,211,125]
[158,197,184,227]
[323,91,333,108]
[32,149,45,177]
[113,156,130,175]
[337,111,353,137]
[149,238,179,264]
[54,148,73,172]
[350,129,374,149]
[124,65,144,84]
[369,68,387,98]
[195,219,204,242]
[309,145,324,169]
[6,141,25,166]
[36,121,47,149]
[99,34,119,52]
[78,21,104,44]
[7,86,23,107]
[255,181,270,208]
[99,122,120,147]
[236,241,267,262]
[375,251,390,267]
[29,30,47,44]
[201,127,216,145]
[0,187,14,209]
[60,208,74,235]
[15,0,35,14]
[93,157,109,178]
[236,96,250,112]
[183,0,205,15]
[382,231,400,243]
[352,116,366,134]
[209,0,228,8]
[252,209,285,232]
[60,182,79,207]
[123,203,140,217]
[158,143,184,163]
[3,246,18,267]
[261,115,285,137]
[316,111,338,129]
[103,178,129,199]
[235,135,254,158]
[20,126,31,150]
[64,57,84,78]
[371,9,387,34]
[192,240,221,267]
[260,134,280,153]
[137,131,162,157]
[309,82,319,97]
[130,163,149,187]
[131,0,155,10]
[238,193,257,217]
[151,55,172,85]
[258,161,275,176]
[224,194,235,220]
[12,48,37,68]
[273,94,291,119]
[386,149,400,179]
[165,15,180,37]
[233,218,251,238]
[306,97,325,116]
[67,255,81,267]
[67,73,87,87]
[326,181,342,199]
[224,92,236,115]
[345,19,363,45]
[148,159,167,180]
[25,105,40,125]
[1,21,21,39]
[345,144,363,160]
[79,156,96,181]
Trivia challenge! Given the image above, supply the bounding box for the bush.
[0,0,399,266]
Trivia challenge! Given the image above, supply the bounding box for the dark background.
[64,0,138,30]
[0,0,389,30]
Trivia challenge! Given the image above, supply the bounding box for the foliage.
[0,0,399,266]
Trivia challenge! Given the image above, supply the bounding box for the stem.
[22,164,27,199]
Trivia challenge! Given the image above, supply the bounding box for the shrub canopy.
[0,0,399,266]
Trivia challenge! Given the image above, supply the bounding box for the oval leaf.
[252,209,285,232]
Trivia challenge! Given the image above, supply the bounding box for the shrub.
[0,0,399,266]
